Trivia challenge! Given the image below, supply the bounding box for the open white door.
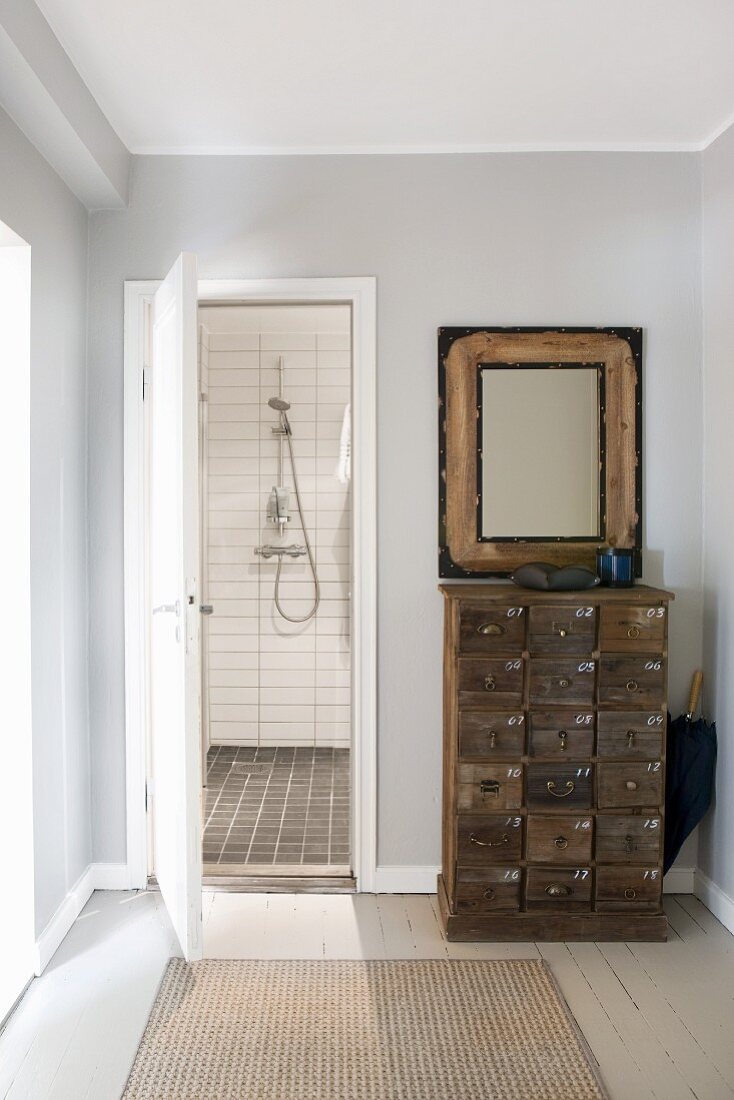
[149,252,202,960]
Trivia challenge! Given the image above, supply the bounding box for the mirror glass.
[479,364,601,539]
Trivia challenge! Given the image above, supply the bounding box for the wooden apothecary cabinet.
[439,584,673,941]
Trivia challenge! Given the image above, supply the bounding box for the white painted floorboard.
[1,890,733,1099]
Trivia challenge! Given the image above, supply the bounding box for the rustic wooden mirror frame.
[438,326,642,578]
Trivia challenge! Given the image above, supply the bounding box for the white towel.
[336,403,351,484]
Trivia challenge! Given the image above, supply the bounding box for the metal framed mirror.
[438,327,642,577]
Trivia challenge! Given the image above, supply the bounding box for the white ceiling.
[35,0,734,153]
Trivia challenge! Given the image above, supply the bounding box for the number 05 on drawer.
[439,584,673,942]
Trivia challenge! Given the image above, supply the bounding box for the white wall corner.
[0,0,129,208]
[34,865,94,974]
[694,870,734,935]
[33,863,132,975]
[663,866,696,894]
[373,866,440,893]
[91,862,132,891]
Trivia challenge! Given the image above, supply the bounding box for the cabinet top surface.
[438,583,674,603]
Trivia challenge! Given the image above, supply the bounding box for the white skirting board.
[34,863,131,974]
[374,865,697,895]
[373,866,441,893]
[695,870,734,935]
[33,861,701,974]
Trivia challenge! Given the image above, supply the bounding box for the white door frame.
[0,222,35,1016]
[124,276,377,892]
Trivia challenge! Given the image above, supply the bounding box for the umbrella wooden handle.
[687,670,704,718]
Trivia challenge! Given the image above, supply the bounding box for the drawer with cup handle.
[597,761,663,809]
[526,764,593,811]
[458,604,526,655]
[599,604,667,653]
[526,815,593,864]
[458,711,526,759]
[595,814,662,863]
[458,657,524,706]
[595,866,662,911]
[528,709,594,759]
[456,814,523,865]
[528,658,596,706]
[598,655,665,707]
[454,867,522,913]
[526,866,592,910]
[456,763,524,812]
[528,605,596,655]
[597,710,665,759]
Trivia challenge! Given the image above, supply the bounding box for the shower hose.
[274,427,321,623]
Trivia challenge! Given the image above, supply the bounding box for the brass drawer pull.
[547,780,575,798]
[486,729,497,749]
[480,779,500,798]
[484,675,496,692]
[627,626,641,639]
[558,730,568,751]
[624,834,634,854]
[469,832,509,848]
[626,679,639,693]
[483,888,496,900]
[627,730,636,747]
[624,888,637,900]
[554,836,569,850]
[477,622,505,636]
[556,626,569,638]
[558,678,571,689]
[626,780,638,791]
[545,883,572,898]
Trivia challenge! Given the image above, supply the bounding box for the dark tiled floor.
[203,746,350,867]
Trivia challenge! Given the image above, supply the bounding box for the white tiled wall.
[200,305,351,748]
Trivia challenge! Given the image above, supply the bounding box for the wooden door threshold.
[202,874,356,894]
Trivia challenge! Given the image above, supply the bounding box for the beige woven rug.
[124,958,607,1099]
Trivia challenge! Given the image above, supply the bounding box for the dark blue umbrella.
[665,671,717,874]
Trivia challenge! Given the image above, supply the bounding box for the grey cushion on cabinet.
[511,562,600,591]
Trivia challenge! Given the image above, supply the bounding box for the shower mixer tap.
[254,544,308,559]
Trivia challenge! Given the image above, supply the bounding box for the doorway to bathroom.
[123,265,376,958]
[198,303,353,889]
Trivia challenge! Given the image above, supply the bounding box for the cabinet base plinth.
[437,876,668,942]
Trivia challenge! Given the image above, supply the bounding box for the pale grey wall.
[88,152,703,868]
[700,125,734,900]
[0,106,90,933]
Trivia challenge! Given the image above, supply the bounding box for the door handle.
[153,600,181,616]
[200,604,214,615]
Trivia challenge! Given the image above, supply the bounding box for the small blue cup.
[596,548,636,588]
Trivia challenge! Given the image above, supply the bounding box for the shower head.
[268,396,291,412]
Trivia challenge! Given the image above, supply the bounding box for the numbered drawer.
[600,604,667,653]
[526,867,592,910]
[597,710,665,759]
[455,867,522,913]
[458,711,526,759]
[459,604,526,655]
[458,657,524,706]
[456,763,524,812]
[526,764,593,811]
[528,605,596,655]
[595,866,662,911]
[597,761,663,809]
[598,655,665,707]
[595,814,663,864]
[528,658,596,706]
[456,814,524,865]
[528,709,594,759]
[526,815,594,864]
